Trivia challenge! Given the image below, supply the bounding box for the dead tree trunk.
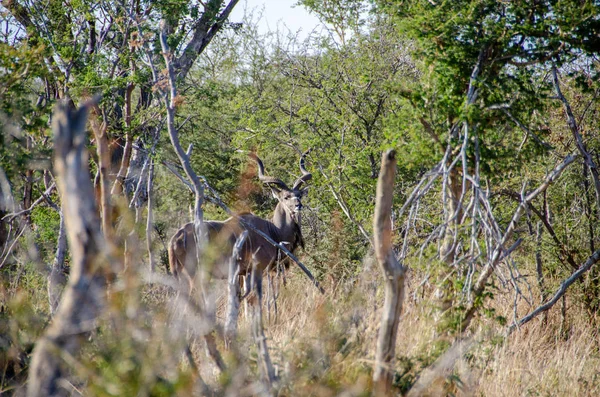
[159,21,227,373]
[126,138,149,211]
[372,149,406,395]
[27,100,108,397]
[22,137,34,220]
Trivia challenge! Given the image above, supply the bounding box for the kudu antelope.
[168,151,312,292]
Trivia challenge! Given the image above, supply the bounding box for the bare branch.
[159,21,205,227]
[460,152,578,331]
[3,182,56,222]
[552,66,600,209]
[146,158,156,272]
[48,211,67,316]
[496,189,578,270]
[509,247,600,333]
[249,253,276,388]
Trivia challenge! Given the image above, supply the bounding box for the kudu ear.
[300,187,309,197]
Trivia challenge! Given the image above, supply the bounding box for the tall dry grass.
[4,235,600,396]
[206,259,600,396]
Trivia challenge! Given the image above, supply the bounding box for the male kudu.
[168,151,312,292]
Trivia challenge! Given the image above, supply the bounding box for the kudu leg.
[266,272,273,324]
[173,283,226,374]
[185,344,212,396]
[250,258,276,386]
[203,331,226,372]
[242,273,252,321]
[225,231,248,350]
[224,271,241,351]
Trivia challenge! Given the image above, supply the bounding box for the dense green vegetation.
[2,0,600,395]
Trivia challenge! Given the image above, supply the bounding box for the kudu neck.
[272,201,301,248]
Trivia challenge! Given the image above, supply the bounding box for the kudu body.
[168,152,312,291]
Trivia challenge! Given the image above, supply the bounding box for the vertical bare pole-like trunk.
[372,149,405,395]
[159,24,205,252]
[225,230,248,349]
[159,21,228,373]
[48,211,67,316]
[146,158,155,272]
[28,100,108,397]
[0,166,14,255]
[23,137,34,218]
[111,82,135,196]
[90,116,113,239]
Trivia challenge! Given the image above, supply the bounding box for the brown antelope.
[168,150,312,292]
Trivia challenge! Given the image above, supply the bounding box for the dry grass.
[474,309,600,396]
[207,262,600,396]
[5,247,600,396]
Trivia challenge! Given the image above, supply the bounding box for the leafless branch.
[175,0,240,80]
[552,66,600,209]
[3,182,56,222]
[460,152,578,331]
[509,247,600,333]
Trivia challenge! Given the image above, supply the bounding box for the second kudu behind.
[168,150,312,291]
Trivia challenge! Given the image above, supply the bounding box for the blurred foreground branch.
[27,100,109,397]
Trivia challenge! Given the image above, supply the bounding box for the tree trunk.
[22,136,34,219]
[27,100,109,397]
[250,254,276,388]
[0,166,13,250]
[111,83,135,196]
[90,116,113,239]
[47,211,67,316]
[146,158,155,272]
[440,167,462,263]
[125,138,149,208]
[372,149,406,395]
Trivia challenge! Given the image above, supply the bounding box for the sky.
[229,0,323,39]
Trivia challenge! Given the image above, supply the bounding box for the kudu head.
[249,150,312,222]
